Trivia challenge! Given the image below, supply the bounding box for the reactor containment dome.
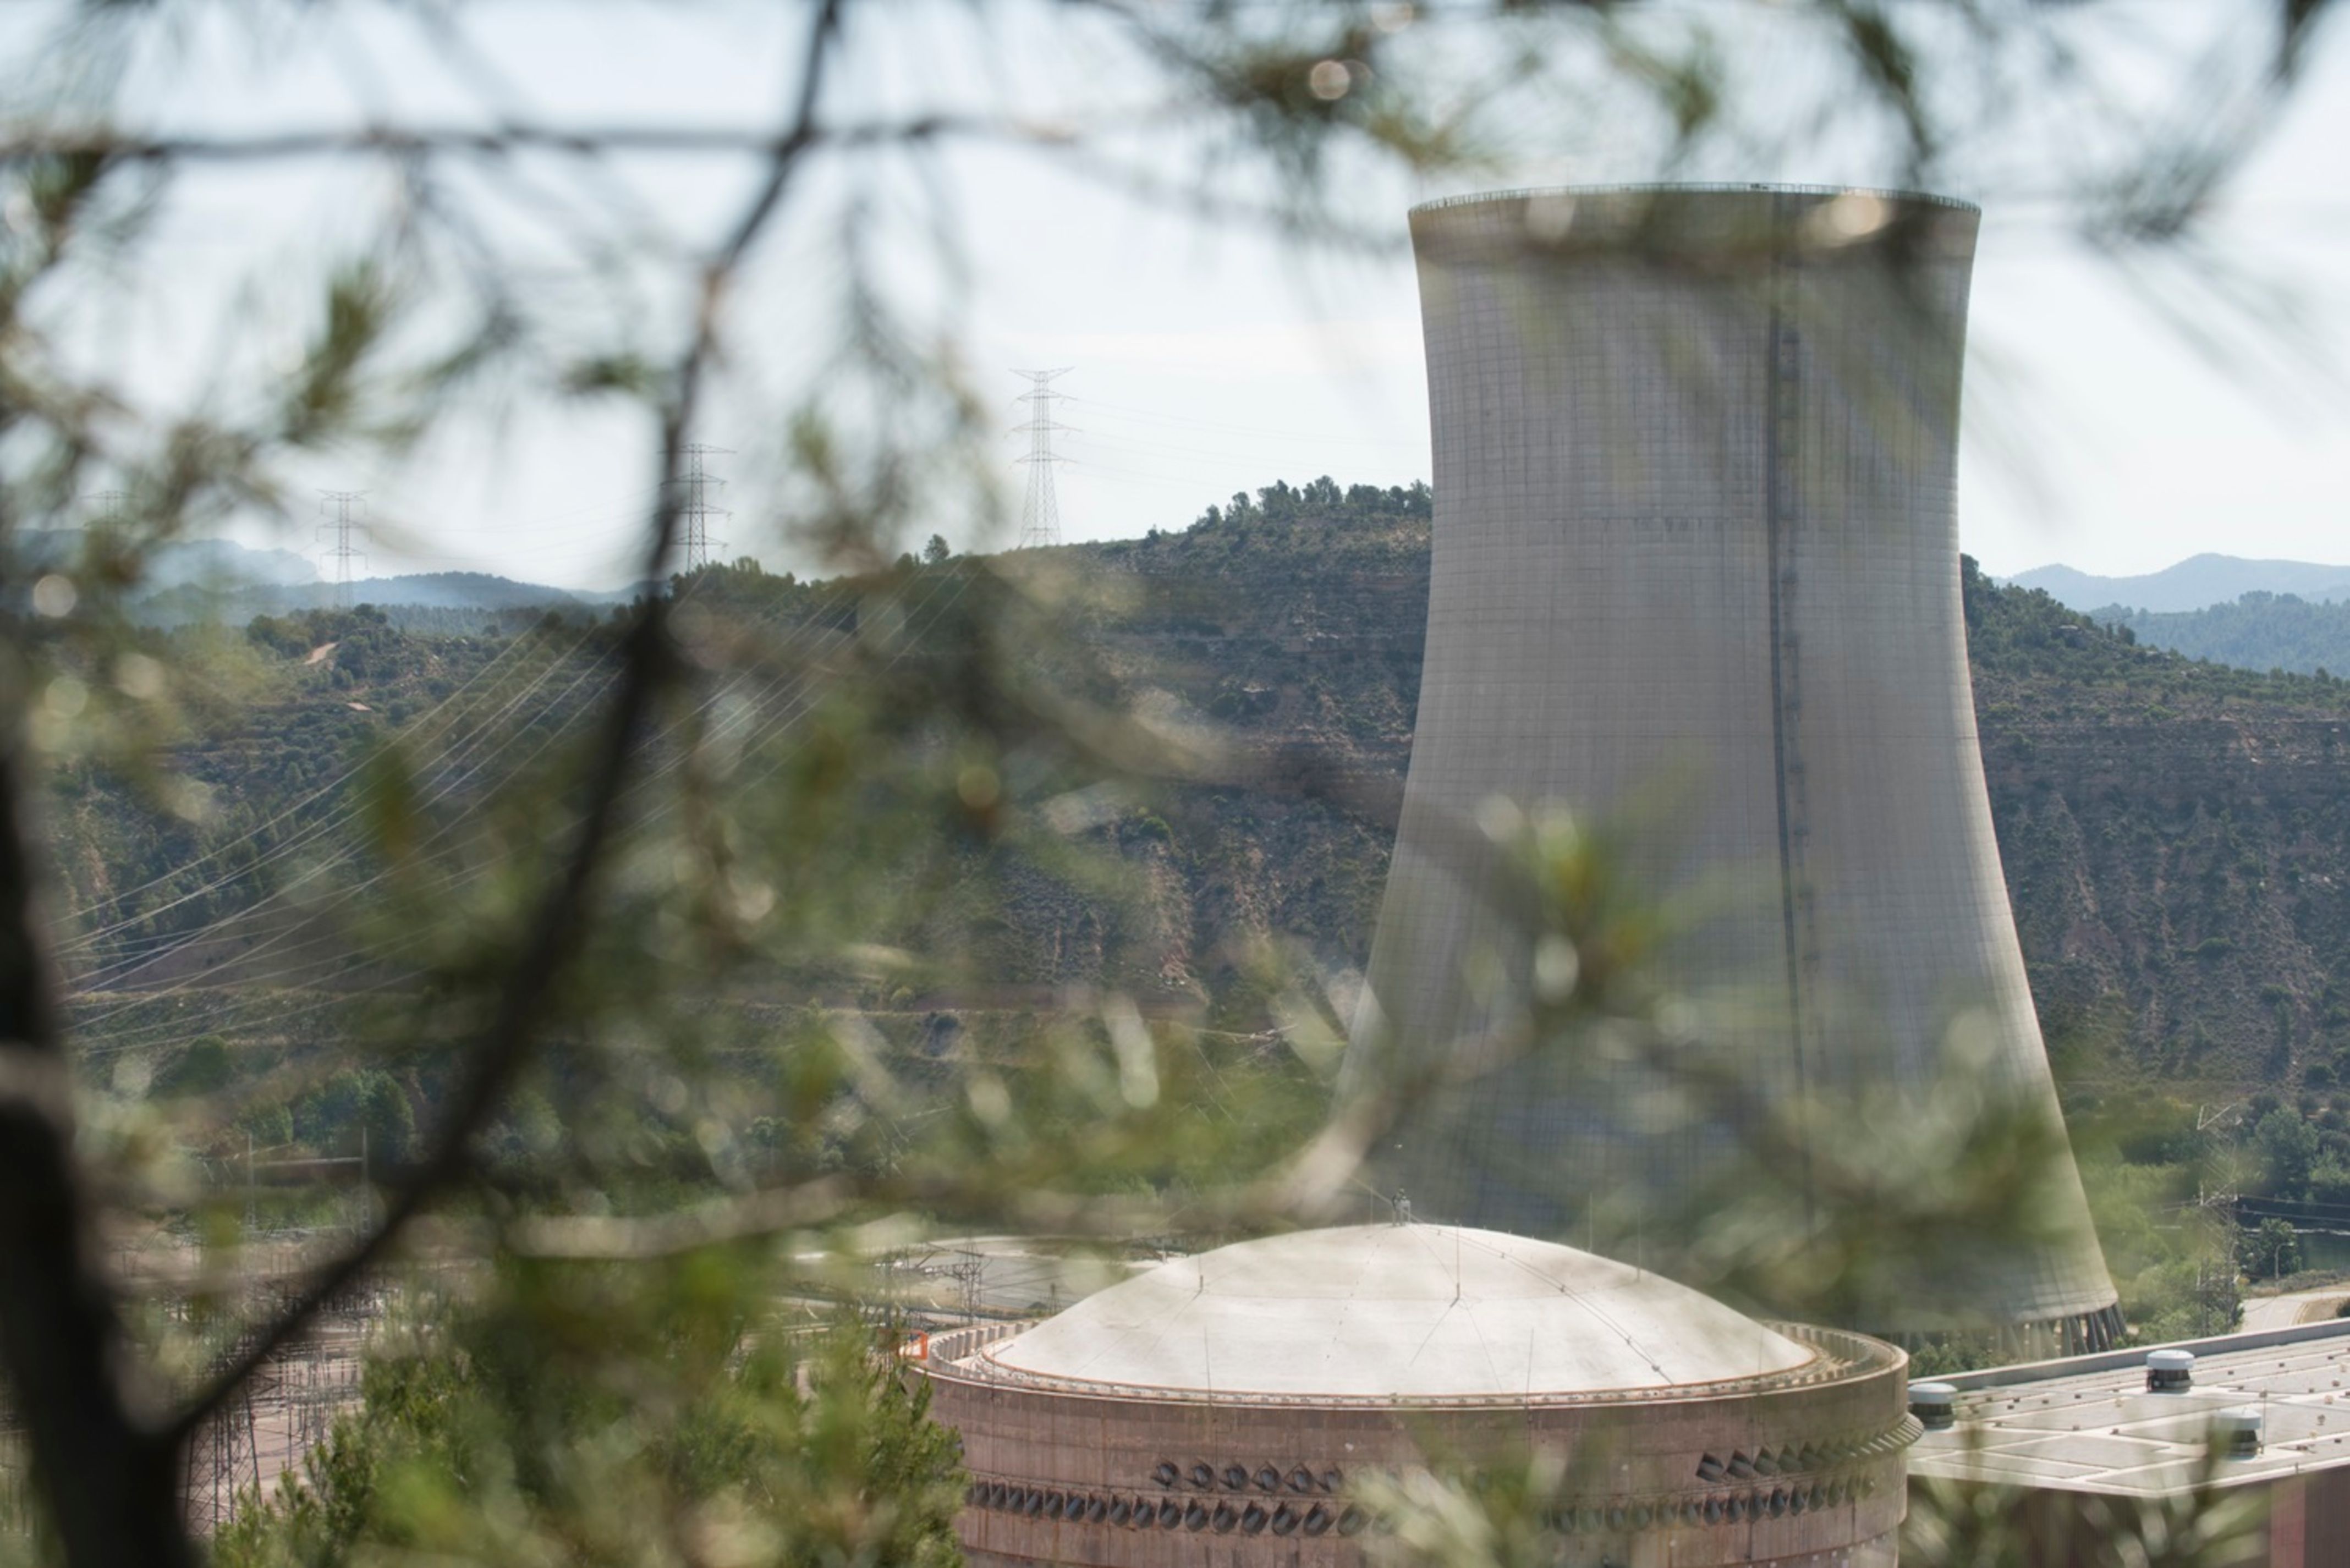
[920,1225,1918,1568]
[1341,184,2120,1350]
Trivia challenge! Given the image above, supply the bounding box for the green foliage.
[238,1101,295,1148]
[2238,1217,2302,1281]
[213,1264,962,1568]
[1188,477,1431,532]
[1907,1456,2269,1568]
[2099,593,2350,678]
[292,1071,416,1167]
[2252,1109,2319,1197]
[156,1036,230,1098]
[2078,1148,2239,1343]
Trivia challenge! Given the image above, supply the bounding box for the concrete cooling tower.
[1345,185,2120,1349]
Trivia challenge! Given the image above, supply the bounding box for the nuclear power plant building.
[923,1226,1917,1568]
[1345,185,2120,1347]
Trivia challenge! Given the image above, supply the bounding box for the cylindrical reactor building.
[924,1226,1916,1568]
[1346,185,2119,1346]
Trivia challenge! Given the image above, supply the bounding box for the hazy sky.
[968,18,2350,586]
[18,1,2350,588]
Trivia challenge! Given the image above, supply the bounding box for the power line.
[68,562,989,1057]
[677,445,732,571]
[1012,368,1074,550]
[316,491,369,608]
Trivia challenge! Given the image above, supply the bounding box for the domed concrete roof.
[983,1225,1815,1401]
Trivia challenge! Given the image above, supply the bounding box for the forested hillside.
[47,482,2350,1102]
[1969,578,2350,1087]
[2092,593,2350,678]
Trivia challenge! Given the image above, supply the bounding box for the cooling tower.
[1346,185,2120,1347]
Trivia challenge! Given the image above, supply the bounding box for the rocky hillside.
[1967,576,2350,1088]
[46,482,2350,1095]
[1066,487,2350,1091]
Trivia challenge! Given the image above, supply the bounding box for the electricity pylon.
[1012,370,1074,549]
[677,444,732,570]
[317,491,369,608]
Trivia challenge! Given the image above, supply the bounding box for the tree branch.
[166,0,851,1446]
[0,112,1051,167]
[0,740,195,1565]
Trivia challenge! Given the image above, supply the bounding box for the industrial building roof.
[1910,1318,2350,1497]
[981,1225,1816,1402]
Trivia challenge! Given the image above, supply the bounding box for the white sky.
[13,1,2350,588]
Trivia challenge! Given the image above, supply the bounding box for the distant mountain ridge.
[18,529,317,590]
[14,530,625,623]
[2007,554,2350,613]
[140,570,631,625]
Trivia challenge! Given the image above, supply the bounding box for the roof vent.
[2148,1350,2195,1393]
[2215,1407,2263,1459]
[1909,1382,1958,1430]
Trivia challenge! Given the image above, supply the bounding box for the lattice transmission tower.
[677,444,732,571]
[1012,369,1074,549]
[316,491,369,608]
